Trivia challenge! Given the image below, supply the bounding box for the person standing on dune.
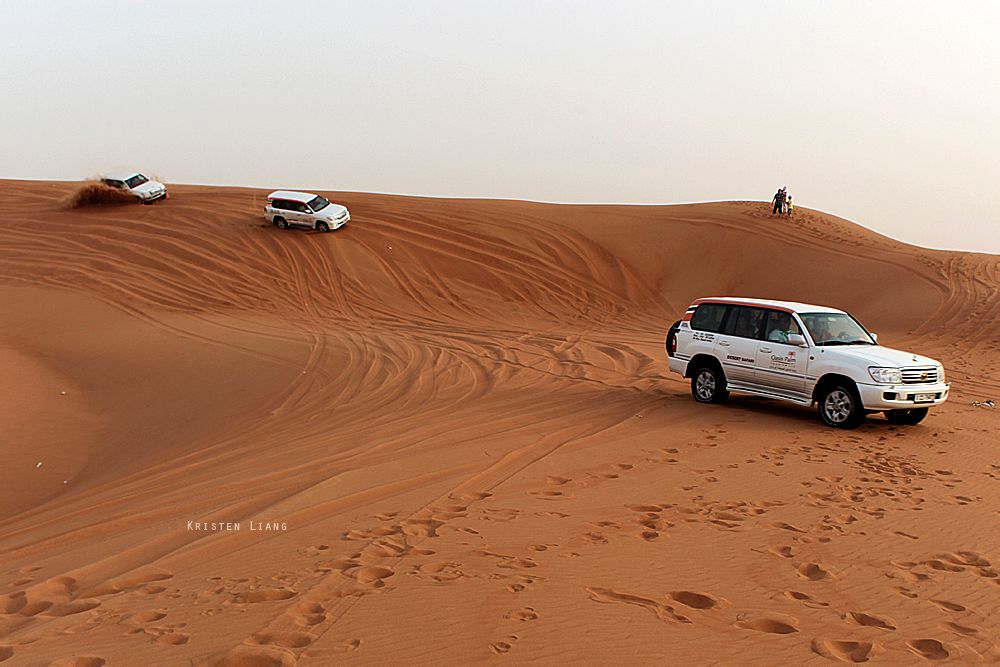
[786,194,793,217]
[771,187,785,215]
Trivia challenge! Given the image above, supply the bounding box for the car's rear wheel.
[274,217,288,230]
[691,365,728,404]
[316,221,330,233]
[818,383,865,428]
[884,408,928,425]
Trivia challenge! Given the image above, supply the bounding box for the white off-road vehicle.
[264,191,350,232]
[666,297,949,428]
[101,171,168,203]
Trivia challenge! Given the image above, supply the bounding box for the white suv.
[101,171,168,203]
[666,297,949,428]
[264,191,350,232]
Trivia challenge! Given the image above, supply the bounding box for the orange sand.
[1,180,998,664]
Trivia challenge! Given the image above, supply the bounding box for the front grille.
[901,367,937,384]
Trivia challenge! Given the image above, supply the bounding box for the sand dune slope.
[1,180,998,664]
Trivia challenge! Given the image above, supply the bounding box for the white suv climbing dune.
[666,297,950,428]
[264,191,350,232]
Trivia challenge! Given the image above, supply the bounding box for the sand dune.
[1,179,998,664]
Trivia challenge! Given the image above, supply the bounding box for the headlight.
[868,367,902,383]
[938,366,946,383]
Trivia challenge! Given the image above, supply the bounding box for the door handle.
[718,341,731,347]
[760,347,772,353]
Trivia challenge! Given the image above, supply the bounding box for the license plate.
[914,393,935,403]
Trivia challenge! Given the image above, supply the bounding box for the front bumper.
[857,381,950,410]
[141,190,168,203]
[332,213,350,229]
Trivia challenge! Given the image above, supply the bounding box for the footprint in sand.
[292,600,327,626]
[505,575,540,593]
[939,551,990,567]
[450,491,492,503]
[906,639,950,660]
[811,639,875,663]
[410,561,465,584]
[506,607,539,622]
[930,599,965,613]
[212,646,296,666]
[940,621,978,636]
[924,560,965,573]
[586,587,690,624]
[784,591,828,608]
[490,635,519,654]
[770,545,794,558]
[352,566,394,587]
[529,489,571,500]
[736,616,799,634]
[844,611,896,631]
[668,591,726,610]
[251,630,317,648]
[0,592,26,614]
[301,544,331,557]
[797,563,832,581]
[233,588,298,603]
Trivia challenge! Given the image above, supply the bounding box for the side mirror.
[787,333,807,347]
[870,332,879,344]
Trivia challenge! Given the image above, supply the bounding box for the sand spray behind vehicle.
[64,180,140,209]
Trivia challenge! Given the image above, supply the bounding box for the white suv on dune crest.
[666,297,950,428]
[101,171,168,203]
[264,190,350,232]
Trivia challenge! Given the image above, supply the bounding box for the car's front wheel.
[316,221,330,233]
[274,217,288,230]
[691,364,728,404]
[884,408,928,425]
[818,383,865,428]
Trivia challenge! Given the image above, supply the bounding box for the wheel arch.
[686,353,724,380]
[812,373,860,404]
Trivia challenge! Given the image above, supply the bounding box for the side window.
[725,306,767,339]
[274,200,290,210]
[763,310,801,343]
[690,304,728,333]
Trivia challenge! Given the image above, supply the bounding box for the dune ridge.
[1,180,998,664]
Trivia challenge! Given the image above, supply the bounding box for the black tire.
[665,320,681,357]
[691,364,728,404]
[818,383,865,429]
[274,217,288,230]
[884,408,929,425]
[316,221,330,233]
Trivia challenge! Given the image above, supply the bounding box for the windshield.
[125,174,149,189]
[307,195,330,212]
[800,312,875,346]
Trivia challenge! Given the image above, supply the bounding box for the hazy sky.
[3,1,998,253]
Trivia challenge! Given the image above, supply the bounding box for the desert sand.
[1,180,998,665]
